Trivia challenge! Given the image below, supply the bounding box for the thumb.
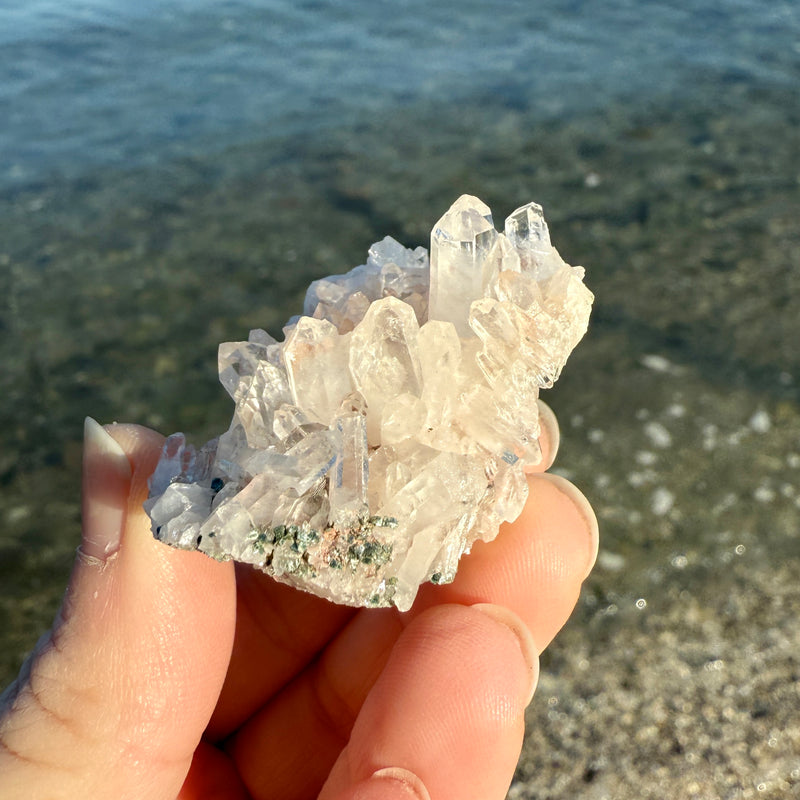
[0,420,236,800]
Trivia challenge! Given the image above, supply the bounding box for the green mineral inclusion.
[244,514,398,578]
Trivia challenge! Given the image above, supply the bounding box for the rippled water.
[2,0,798,184]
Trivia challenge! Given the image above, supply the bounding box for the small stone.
[651,487,675,516]
[748,408,771,434]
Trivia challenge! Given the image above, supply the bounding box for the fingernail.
[538,473,599,580]
[81,417,131,561]
[472,603,540,704]
[348,768,430,800]
[537,399,560,466]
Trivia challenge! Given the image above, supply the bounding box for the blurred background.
[1,1,799,797]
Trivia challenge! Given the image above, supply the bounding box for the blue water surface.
[1,0,798,186]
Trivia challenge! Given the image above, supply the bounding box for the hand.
[0,406,597,800]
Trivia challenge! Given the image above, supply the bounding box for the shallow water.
[2,0,798,183]
[1,2,799,797]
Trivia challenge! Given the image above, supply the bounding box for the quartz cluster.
[145,196,593,611]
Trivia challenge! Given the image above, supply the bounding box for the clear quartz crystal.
[284,317,353,425]
[146,196,593,611]
[349,296,422,446]
[329,405,370,526]
[429,195,498,335]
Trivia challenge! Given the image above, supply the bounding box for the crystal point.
[146,197,592,610]
[349,296,422,446]
[429,194,499,335]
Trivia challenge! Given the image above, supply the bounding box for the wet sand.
[1,72,799,797]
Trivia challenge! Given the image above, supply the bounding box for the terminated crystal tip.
[145,195,593,611]
[429,194,498,336]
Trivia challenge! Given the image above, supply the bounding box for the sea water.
[1,0,798,185]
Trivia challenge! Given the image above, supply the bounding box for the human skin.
[0,402,598,800]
